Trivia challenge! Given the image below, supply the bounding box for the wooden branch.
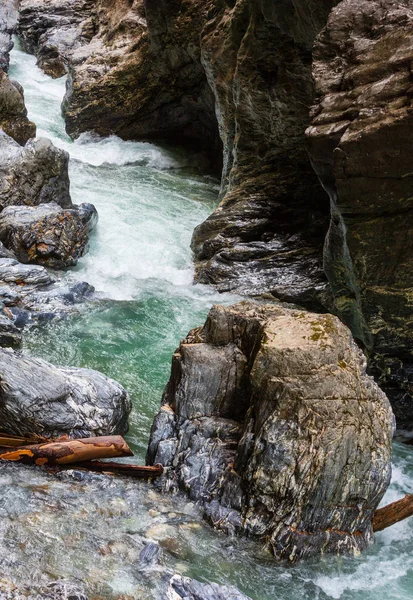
[65,460,164,478]
[0,432,50,447]
[0,435,133,466]
[372,494,413,532]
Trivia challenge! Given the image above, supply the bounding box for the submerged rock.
[306,0,413,429]
[0,201,97,268]
[0,132,71,210]
[0,347,131,437]
[148,302,394,561]
[0,257,95,330]
[0,70,36,145]
[168,574,251,600]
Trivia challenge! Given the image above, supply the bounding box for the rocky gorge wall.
[16,0,413,427]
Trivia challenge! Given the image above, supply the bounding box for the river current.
[4,40,413,600]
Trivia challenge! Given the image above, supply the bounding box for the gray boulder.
[0,257,95,330]
[0,70,36,145]
[0,133,71,210]
[0,347,131,438]
[168,575,252,600]
[147,302,395,561]
[0,202,97,268]
[0,0,18,71]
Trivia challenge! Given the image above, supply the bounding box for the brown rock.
[0,69,36,145]
[147,302,394,561]
[306,0,413,427]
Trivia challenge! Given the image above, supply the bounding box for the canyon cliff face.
[307,0,413,428]
[147,302,394,561]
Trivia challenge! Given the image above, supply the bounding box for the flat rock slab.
[0,347,131,438]
[0,201,98,268]
[168,575,252,600]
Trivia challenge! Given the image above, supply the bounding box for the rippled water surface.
[5,41,413,600]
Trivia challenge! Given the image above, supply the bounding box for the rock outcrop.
[0,70,36,145]
[0,0,18,72]
[306,0,413,429]
[0,201,97,268]
[0,347,131,438]
[18,0,95,78]
[0,133,71,210]
[147,302,394,561]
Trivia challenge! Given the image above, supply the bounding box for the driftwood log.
[64,460,164,478]
[0,435,133,466]
[372,494,413,532]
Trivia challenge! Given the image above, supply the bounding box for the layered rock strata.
[147,302,394,561]
[0,347,131,438]
[306,0,413,428]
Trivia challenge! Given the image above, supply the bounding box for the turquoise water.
[6,41,413,600]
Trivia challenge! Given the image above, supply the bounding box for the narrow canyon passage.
[3,40,413,600]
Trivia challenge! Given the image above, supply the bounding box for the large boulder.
[147,302,394,561]
[0,133,71,210]
[306,0,413,428]
[0,70,36,145]
[0,347,131,438]
[0,202,97,268]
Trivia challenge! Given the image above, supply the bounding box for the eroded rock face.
[0,201,97,268]
[147,302,394,561]
[0,133,71,209]
[0,70,36,145]
[0,347,131,438]
[0,0,18,72]
[306,0,413,428]
[18,0,95,78]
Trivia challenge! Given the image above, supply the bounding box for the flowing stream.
[4,40,413,600]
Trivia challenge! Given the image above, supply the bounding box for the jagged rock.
[0,132,72,210]
[0,70,36,145]
[168,575,251,600]
[0,257,95,329]
[18,0,95,78]
[306,0,413,428]
[0,347,131,437]
[0,201,97,268]
[61,0,221,167]
[147,302,394,561]
[0,0,18,71]
[0,311,21,346]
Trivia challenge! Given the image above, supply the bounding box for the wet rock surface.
[18,0,95,78]
[0,461,260,599]
[0,0,18,71]
[0,70,36,145]
[168,574,252,600]
[306,0,413,429]
[0,347,131,437]
[0,201,97,268]
[148,302,394,561]
[0,256,96,332]
[0,132,71,210]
